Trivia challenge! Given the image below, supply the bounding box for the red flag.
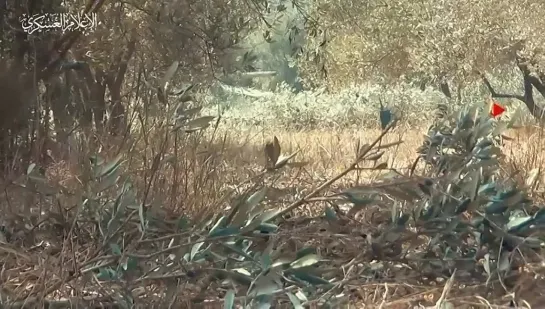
[490,101,505,117]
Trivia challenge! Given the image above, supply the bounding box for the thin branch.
[273,120,398,219]
[480,72,524,102]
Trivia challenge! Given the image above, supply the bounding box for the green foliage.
[325,103,545,296]
[368,104,543,278]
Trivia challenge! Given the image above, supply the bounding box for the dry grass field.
[1,109,545,308]
[216,122,545,190]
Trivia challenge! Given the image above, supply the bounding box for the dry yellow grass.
[218,123,545,189]
[218,124,425,174]
[39,121,545,221]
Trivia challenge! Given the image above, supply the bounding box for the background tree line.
[1,0,545,173]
